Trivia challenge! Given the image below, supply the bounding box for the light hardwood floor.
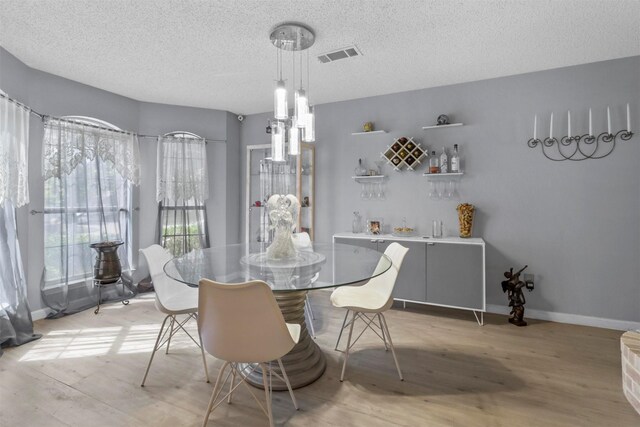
[1,292,638,427]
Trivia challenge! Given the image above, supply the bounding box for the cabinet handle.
[378,239,385,243]
[426,242,435,246]
[370,239,377,243]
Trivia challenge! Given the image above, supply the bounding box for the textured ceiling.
[0,1,638,114]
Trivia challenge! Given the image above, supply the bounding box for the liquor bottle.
[451,144,460,173]
[429,151,440,173]
[439,147,448,173]
[354,158,367,176]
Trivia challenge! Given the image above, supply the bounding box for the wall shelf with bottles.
[351,130,388,136]
[422,123,464,130]
[423,172,464,179]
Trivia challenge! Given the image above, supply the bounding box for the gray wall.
[2,41,639,322]
[241,56,640,323]
[0,46,241,312]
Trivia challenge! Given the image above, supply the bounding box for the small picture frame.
[367,218,383,235]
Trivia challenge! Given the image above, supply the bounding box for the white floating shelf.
[422,123,464,130]
[351,130,388,136]
[422,172,464,178]
[352,175,386,182]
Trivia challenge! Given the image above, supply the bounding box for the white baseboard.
[486,304,640,331]
[31,307,51,321]
[29,298,638,331]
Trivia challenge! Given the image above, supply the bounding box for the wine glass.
[376,182,385,200]
[366,183,374,199]
[437,181,445,199]
[428,181,440,200]
[447,181,460,199]
[360,183,367,199]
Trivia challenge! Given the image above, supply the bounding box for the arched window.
[58,115,122,130]
[157,131,209,256]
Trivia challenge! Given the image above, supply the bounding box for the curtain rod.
[0,92,227,144]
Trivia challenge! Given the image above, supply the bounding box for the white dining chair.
[198,279,299,427]
[291,232,317,338]
[139,244,209,387]
[330,242,409,381]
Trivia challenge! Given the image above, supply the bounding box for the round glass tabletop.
[164,242,391,292]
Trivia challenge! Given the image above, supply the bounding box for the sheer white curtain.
[0,94,37,355]
[41,118,140,316]
[156,134,209,256]
[0,94,30,208]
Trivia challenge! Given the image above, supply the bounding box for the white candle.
[627,103,631,132]
[589,108,592,136]
[607,106,611,135]
[567,110,571,137]
[549,113,553,139]
[533,114,537,140]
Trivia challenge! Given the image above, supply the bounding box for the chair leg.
[277,358,298,410]
[305,300,316,339]
[202,361,229,427]
[141,314,170,387]
[260,363,274,427]
[306,296,315,320]
[165,315,175,354]
[377,313,388,351]
[198,329,210,383]
[340,311,357,382]
[334,309,350,351]
[380,313,404,381]
[227,366,236,404]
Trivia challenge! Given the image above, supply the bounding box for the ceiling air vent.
[317,45,361,64]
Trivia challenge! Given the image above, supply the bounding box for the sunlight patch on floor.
[19,321,200,361]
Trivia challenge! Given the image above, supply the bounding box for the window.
[157,131,209,256]
[43,116,133,286]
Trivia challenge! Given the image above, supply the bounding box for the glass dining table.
[164,242,391,390]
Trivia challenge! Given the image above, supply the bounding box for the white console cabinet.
[333,233,486,325]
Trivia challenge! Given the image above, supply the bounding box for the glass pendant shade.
[302,105,315,142]
[294,89,308,127]
[271,121,286,162]
[289,123,301,155]
[274,80,288,120]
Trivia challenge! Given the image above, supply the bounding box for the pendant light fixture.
[303,105,315,143]
[272,121,286,162]
[269,23,315,161]
[274,45,288,120]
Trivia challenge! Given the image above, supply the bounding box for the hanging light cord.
[307,49,310,102]
[292,46,296,96]
[299,48,303,89]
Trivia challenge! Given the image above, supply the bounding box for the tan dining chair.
[198,278,300,427]
[330,242,409,381]
[139,245,209,387]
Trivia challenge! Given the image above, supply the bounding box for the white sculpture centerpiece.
[266,194,300,260]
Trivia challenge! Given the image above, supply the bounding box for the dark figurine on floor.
[501,265,535,326]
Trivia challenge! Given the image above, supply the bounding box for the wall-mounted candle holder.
[528,130,633,161]
[528,105,634,161]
